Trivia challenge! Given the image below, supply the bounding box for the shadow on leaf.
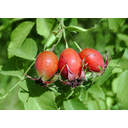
[26,79,50,97]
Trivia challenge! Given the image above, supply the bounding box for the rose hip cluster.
[25,48,109,88]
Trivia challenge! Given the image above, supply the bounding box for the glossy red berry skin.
[58,48,82,81]
[35,51,58,81]
[79,48,104,72]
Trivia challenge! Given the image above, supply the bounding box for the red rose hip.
[35,51,58,81]
[58,48,82,81]
[79,48,104,72]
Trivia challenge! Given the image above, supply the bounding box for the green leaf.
[94,49,125,86]
[106,97,113,109]
[56,18,78,32]
[109,49,125,67]
[117,33,128,42]
[112,67,123,74]
[78,88,88,103]
[18,80,58,110]
[86,100,99,110]
[8,38,37,60]
[108,18,125,32]
[69,18,78,26]
[0,32,2,39]
[95,66,114,86]
[0,57,23,78]
[117,33,128,47]
[56,18,69,22]
[112,77,119,93]
[83,91,106,110]
[0,18,24,31]
[63,98,88,110]
[0,65,2,71]
[44,33,56,50]
[88,84,105,100]
[8,21,35,58]
[44,26,62,50]
[9,21,35,48]
[64,18,78,26]
[55,94,65,109]
[117,70,128,109]
[97,99,106,110]
[36,18,56,38]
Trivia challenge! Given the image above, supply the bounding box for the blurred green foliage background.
[0,18,128,110]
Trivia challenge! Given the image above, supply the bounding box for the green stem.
[0,79,22,100]
[24,61,35,75]
[61,18,69,48]
[63,29,68,48]
[60,18,64,26]
[74,41,82,52]
[66,89,74,99]
[67,30,82,52]
[0,61,35,100]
